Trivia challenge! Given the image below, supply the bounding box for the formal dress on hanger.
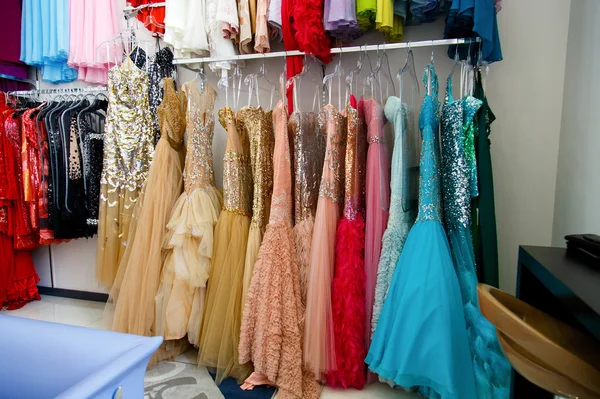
[239,100,321,399]
[148,48,177,145]
[155,82,223,347]
[324,0,362,41]
[254,0,271,52]
[366,64,477,399]
[292,0,332,63]
[206,0,236,71]
[289,110,326,305]
[304,104,346,378]
[164,0,210,59]
[108,79,186,363]
[371,97,416,341]
[363,97,390,357]
[236,0,253,54]
[96,57,155,288]
[239,106,274,307]
[198,107,253,385]
[326,96,367,389]
[441,76,510,399]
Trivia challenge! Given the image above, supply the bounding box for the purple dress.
[324,0,363,41]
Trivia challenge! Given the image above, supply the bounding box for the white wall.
[552,0,600,247]
[32,0,572,295]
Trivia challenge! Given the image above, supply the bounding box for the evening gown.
[363,97,390,355]
[239,106,274,308]
[327,96,368,389]
[108,78,186,350]
[304,104,346,377]
[239,100,321,399]
[155,82,223,346]
[96,57,155,288]
[371,97,416,338]
[366,64,477,399]
[440,77,510,399]
[289,110,325,306]
[198,107,253,385]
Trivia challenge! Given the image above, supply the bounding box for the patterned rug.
[144,361,276,399]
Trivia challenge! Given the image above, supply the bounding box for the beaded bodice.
[318,104,347,203]
[342,99,366,220]
[238,106,274,230]
[220,107,252,216]
[157,78,185,150]
[182,82,217,193]
[289,110,326,224]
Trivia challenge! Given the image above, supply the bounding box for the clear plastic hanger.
[397,44,420,104]
[218,69,234,108]
[286,55,323,110]
[323,52,344,109]
[245,55,276,109]
[194,63,208,94]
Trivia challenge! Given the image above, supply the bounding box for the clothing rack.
[123,2,166,12]
[7,86,108,98]
[173,38,481,65]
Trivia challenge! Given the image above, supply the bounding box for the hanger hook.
[430,40,435,64]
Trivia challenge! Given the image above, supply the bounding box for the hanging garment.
[268,0,283,42]
[293,0,332,63]
[289,110,326,305]
[130,0,166,34]
[363,97,390,356]
[35,106,54,244]
[155,82,223,346]
[148,47,177,145]
[472,71,499,287]
[326,96,367,389]
[356,0,375,30]
[376,0,404,42]
[217,0,240,40]
[304,104,346,377]
[366,64,477,399]
[207,0,236,71]
[441,75,510,399]
[198,107,253,385]
[239,100,321,399]
[254,0,271,52]
[407,0,443,25]
[0,0,28,82]
[164,0,210,59]
[370,96,417,345]
[96,57,155,288]
[236,0,253,54]
[239,106,274,308]
[108,78,186,356]
[324,0,363,41]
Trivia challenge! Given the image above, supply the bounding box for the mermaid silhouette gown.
[365,64,477,399]
[440,77,510,399]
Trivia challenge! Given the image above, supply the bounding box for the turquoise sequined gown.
[440,76,510,399]
[365,64,477,399]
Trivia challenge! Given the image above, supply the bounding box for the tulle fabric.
[106,138,185,340]
[366,222,477,399]
[292,0,332,63]
[293,216,314,306]
[197,210,253,384]
[326,215,366,389]
[242,225,264,306]
[154,186,223,344]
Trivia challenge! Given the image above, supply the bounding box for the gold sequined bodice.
[157,78,185,151]
[343,102,366,220]
[238,106,274,230]
[318,104,347,202]
[220,107,253,216]
[101,58,155,192]
[182,82,217,193]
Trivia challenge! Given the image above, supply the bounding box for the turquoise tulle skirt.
[365,220,477,399]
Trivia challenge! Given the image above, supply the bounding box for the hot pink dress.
[362,98,390,357]
[304,104,346,378]
[326,96,368,389]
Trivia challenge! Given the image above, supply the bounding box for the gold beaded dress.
[155,82,223,347]
[197,106,254,384]
[238,106,274,307]
[95,57,155,288]
[107,78,186,348]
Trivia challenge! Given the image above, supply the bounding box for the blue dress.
[365,64,477,399]
[440,77,510,399]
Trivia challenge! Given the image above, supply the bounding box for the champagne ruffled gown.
[155,82,223,347]
[304,104,346,378]
[239,106,274,308]
[108,78,186,358]
[239,100,320,399]
[198,107,253,384]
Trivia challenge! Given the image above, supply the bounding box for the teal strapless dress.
[365,64,477,399]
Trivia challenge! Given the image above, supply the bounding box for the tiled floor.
[1,295,419,399]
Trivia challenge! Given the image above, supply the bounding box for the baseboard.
[37,286,108,303]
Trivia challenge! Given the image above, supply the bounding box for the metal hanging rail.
[7,86,108,98]
[173,37,480,65]
[123,2,166,12]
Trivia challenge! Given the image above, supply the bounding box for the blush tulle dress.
[304,104,346,378]
[366,64,477,399]
[326,96,368,389]
[440,77,510,399]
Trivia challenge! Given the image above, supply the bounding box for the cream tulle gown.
[197,106,254,384]
[238,106,274,307]
[155,82,223,346]
[107,78,186,352]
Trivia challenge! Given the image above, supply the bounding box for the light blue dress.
[21,0,77,84]
[370,98,416,340]
[440,77,510,399]
[365,64,477,399]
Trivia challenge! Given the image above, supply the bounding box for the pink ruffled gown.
[362,98,390,360]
